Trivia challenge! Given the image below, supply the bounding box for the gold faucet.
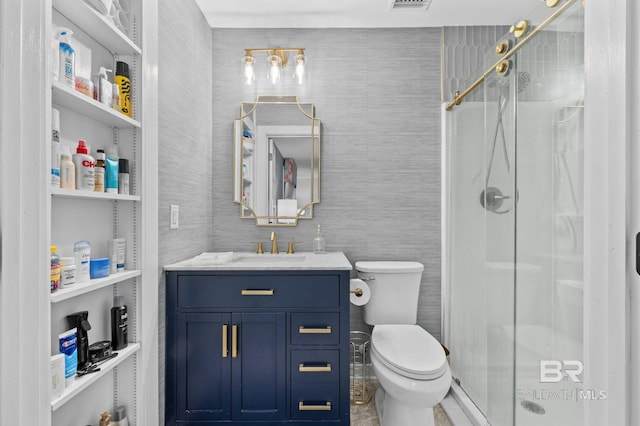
[270,232,279,254]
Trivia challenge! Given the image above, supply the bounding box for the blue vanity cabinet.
[165,269,350,426]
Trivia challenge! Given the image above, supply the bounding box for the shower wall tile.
[211,28,443,340]
[158,0,213,423]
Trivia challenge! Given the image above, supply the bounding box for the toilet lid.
[371,325,447,380]
[355,261,424,273]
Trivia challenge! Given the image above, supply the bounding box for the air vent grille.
[389,0,433,10]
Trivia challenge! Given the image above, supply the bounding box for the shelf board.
[52,81,141,129]
[51,343,140,411]
[52,187,140,201]
[53,0,141,56]
[51,270,141,303]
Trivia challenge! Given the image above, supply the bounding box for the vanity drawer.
[291,313,340,345]
[176,274,339,308]
[291,383,340,421]
[291,350,340,383]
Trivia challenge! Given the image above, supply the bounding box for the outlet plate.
[170,204,179,229]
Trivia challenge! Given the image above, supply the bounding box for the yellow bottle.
[115,61,132,117]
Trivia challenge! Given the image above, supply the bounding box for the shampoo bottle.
[60,145,76,189]
[111,296,128,350]
[313,224,326,254]
[58,29,75,88]
[115,61,132,117]
[118,158,129,195]
[94,149,105,192]
[105,147,119,194]
[72,140,95,191]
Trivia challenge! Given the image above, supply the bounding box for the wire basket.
[350,331,372,405]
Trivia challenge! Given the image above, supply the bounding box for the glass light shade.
[268,54,282,84]
[294,53,305,84]
[243,55,255,85]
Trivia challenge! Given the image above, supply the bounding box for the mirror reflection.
[233,96,321,226]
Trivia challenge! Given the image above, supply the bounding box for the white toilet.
[356,261,451,426]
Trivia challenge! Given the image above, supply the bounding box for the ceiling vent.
[389,0,433,11]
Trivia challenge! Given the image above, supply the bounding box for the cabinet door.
[231,312,286,421]
[175,312,232,421]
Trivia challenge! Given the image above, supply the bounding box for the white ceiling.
[194,0,536,28]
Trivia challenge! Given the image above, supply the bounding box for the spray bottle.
[114,61,132,117]
[72,140,95,191]
[58,29,75,88]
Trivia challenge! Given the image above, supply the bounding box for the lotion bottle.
[92,67,113,106]
[60,145,76,189]
[58,29,75,88]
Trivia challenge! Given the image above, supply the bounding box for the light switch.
[170,204,179,229]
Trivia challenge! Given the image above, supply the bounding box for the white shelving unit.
[47,0,158,424]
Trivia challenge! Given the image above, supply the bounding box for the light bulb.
[294,53,305,84]
[243,55,255,85]
[268,54,282,84]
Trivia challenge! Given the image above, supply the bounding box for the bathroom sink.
[232,253,306,263]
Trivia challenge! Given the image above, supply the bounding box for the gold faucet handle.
[250,240,264,254]
[287,241,302,254]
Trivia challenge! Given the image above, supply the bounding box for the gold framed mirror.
[233,96,321,226]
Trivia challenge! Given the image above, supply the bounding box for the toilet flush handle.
[360,276,375,281]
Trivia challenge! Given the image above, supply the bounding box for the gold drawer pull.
[298,401,331,411]
[299,363,332,372]
[222,324,228,358]
[298,326,332,334]
[232,324,238,358]
[241,289,275,296]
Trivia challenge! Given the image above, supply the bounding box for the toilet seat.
[371,324,447,380]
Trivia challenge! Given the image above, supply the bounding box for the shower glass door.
[445,1,584,425]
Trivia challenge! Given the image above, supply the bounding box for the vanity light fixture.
[243,48,306,85]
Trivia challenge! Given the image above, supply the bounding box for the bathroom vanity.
[165,252,352,425]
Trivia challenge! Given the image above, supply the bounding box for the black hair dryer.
[66,311,92,369]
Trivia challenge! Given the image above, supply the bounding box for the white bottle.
[58,28,75,88]
[92,67,113,106]
[313,224,326,254]
[72,140,95,191]
[60,145,75,189]
[51,108,61,187]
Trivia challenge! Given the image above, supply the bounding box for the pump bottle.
[313,224,326,254]
[58,29,75,88]
[92,67,113,106]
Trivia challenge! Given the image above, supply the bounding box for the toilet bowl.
[370,324,451,426]
[356,261,451,426]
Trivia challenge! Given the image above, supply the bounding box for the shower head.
[486,71,531,95]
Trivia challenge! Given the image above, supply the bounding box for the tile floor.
[349,383,454,426]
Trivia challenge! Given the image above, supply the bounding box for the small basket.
[350,331,372,405]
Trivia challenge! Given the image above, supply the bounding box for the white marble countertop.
[164,251,353,271]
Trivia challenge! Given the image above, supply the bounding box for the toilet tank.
[356,261,424,325]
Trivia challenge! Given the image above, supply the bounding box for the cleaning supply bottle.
[72,140,95,191]
[51,108,61,188]
[313,224,326,254]
[60,145,76,189]
[111,296,128,350]
[92,67,113,106]
[51,246,61,293]
[58,29,75,88]
[114,61,132,117]
[94,149,105,192]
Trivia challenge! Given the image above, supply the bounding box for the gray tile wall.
[158,0,213,422]
[211,28,443,338]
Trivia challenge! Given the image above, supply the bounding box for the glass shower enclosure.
[444,1,584,425]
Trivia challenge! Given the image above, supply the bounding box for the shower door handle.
[636,233,640,275]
